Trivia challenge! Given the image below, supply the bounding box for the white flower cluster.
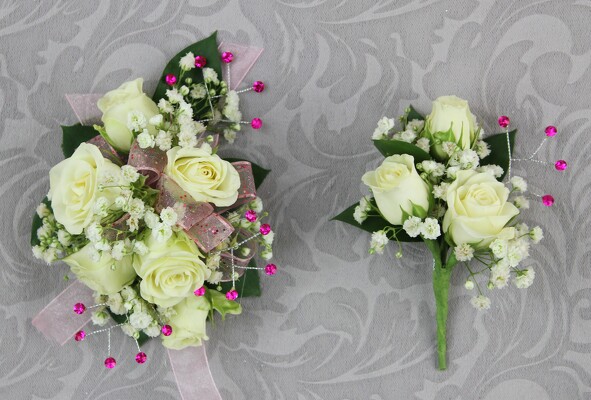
[402,216,441,240]
[32,203,82,263]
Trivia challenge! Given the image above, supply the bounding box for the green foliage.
[373,140,432,163]
[152,32,222,102]
[61,124,98,158]
[206,289,242,319]
[406,105,425,123]
[480,130,517,181]
[30,197,50,246]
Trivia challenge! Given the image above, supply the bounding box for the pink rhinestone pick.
[498,115,510,128]
[104,357,116,369]
[221,52,234,63]
[244,210,257,222]
[226,289,238,301]
[74,330,86,342]
[260,224,271,235]
[165,74,177,86]
[542,194,555,207]
[135,352,147,364]
[194,56,207,68]
[194,286,206,296]
[545,125,557,137]
[253,81,265,93]
[73,303,86,315]
[161,325,173,336]
[555,160,567,171]
[265,264,277,276]
[251,118,263,129]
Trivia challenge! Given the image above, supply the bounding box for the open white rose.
[48,143,121,234]
[165,146,240,207]
[423,96,478,159]
[362,154,430,225]
[161,295,210,350]
[63,243,136,295]
[443,170,519,248]
[97,78,160,152]
[133,231,210,308]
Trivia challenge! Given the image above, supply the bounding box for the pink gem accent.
[260,223,271,235]
[165,74,177,86]
[265,264,277,276]
[244,210,257,222]
[253,81,265,93]
[221,51,234,63]
[194,286,206,296]
[161,325,173,336]
[545,125,557,137]
[555,160,567,171]
[498,115,510,128]
[74,330,86,342]
[226,289,238,301]
[194,56,207,68]
[104,357,116,369]
[73,303,86,315]
[135,352,147,364]
[542,195,555,207]
[251,118,262,129]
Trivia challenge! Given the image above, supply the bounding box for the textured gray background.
[1,0,590,399]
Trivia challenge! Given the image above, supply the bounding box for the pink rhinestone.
[165,74,177,86]
[545,125,557,137]
[498,115,510,128]
[104,357,116,369]
[194,286,206,296]
[244,209,257,222]
[542,194,555,207]
[252,81,265,93]
[161,325,173,336]
[194,56,207,68]
[260,223,271,235]
[135,352,147,364]
[555,160,567,171]
[226,289,238,301]
[221,51,234,63]
[74,330,86,342]
[251,118,263,129]
[73,303,86,315]
[264,264,277,276]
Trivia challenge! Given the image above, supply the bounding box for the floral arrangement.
[334,95,566,370]
[31,32,277,369]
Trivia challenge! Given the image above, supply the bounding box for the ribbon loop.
[127,141,167,186]
[87,135,124,165]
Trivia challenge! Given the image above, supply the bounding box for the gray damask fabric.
[1,1,590,399]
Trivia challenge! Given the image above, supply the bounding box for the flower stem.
[433,260,451,370]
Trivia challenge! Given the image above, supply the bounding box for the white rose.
[443,170,519,248]
[97,78,160,152]
[423,96,478,159]
[63,243,136,295]
[49,143,121,234]
[361,154,430,225]
[133,231,210,308]
[165,146,241,207]
[161,295,210,350]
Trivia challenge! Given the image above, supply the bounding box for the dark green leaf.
[407,104,425,122]
[373,139,432,163]
[332,201,421,242]
[225,158,270,188]
[208,260,262,297]
[30,197,50,246]
[152,32,222,102]
[480,130,517,181]
[108,311,150,347]
[62,124,98,158]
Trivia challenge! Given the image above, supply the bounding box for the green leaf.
[205,289,242,319]
[406,104,425,122]
[480,130,517,181]
[208,260,262,297]
[410,201,428,219]
[30,197,50,246]
[62,124,99,158]
[152,31,222,102]
[332,201,421,242]
[373,140,432,163]
[225,158,271,189]
[108,310,150,347]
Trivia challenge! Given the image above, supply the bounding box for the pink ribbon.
[218,42,263,90]
[168,347,222,400]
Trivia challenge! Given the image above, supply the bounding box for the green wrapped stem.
[433,260,451,370]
